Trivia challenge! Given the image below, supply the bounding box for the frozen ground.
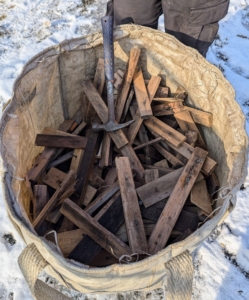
[0,0,249,299]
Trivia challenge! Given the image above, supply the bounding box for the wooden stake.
[116,157,148,253]
[148,147,208,254]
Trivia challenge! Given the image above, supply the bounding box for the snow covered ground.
[0,0,249,299]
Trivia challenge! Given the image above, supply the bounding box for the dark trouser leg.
[106,0,162,29]
[162,0,230,57]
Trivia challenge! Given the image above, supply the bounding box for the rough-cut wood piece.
[84,181,120,216]
[137,167,184,208]
[174,109,206,148]
[147,76,161,100]
[116,222,156,243]
[61,198,131,258]
[173,85,187,100]
[174,210,199,232]
[119,144,144,181]
[25,175,35,206]
[143,165,173,176]
[127,76,160,144]
[153,98,184,104]
[163,140,217,175]
[43,167,66,190]
[76,130,100,207]
[133,71,154,118]
[83,185,98,206]
[145,169,159,184]
[155,86,169,98]
[115,48,141,123]
[35,134,87,149]
[81,79,128,149]
[68,193,123,264]
[33,170,76,230]
[148,147,208,254]
[206,172,220,196]
[152,104,173,117]
[191,179,212,214]
[89,174,105,189]
[104,168,117,186]
[72,121,87,135]
[99,133,112,169]
[153,143,184,168]
[185,107,213,127]
[70,149,84,172]
[114,72,123,90]
[116,157,148,253]
[47,151,74,169]
[138,123,155,165]
[33,185,48,219]
[58,120,75,132]
[144,116,187,147]
[154,159,169,169]
[57,229,85,257]
[86,58,105,123]
[133,137,163,151]
[185,130,198,147]
[121,88,134,123]
[140,201,166,222]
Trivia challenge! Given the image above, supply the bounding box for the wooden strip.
[35,135,87,149]
[162,140,217,175]
[70,149,84,173]
[133,70,152,119]
[115,48,141,123]
[83,185,98,207]
[137,167,184,208]
[133,137,162,151]
[148,147,208,254]
[33,185,48,220]
[144,116,187,147]
[140,201,166,223]
[143,165,173,176]
[84,181,120,215]
[153,97,184,104]
[86,58,105,123]
[152,104,173,117]
[138,123,155,165]
[145,169,159,184]
[153,143,184,168]
[185,106,213,127]
[116,157,148,253]
[33,170,76,230]
[47,151,74,169]
[68,193,124,263]
[43,167,66,190]
[61,198,131,258]
[27,120,73,182]
[174,109,206,148]
[76,130,100,207]
[121,88,134,123]
[155,86,169,98]
[104,168,117,186]
[72,121,87,135]
[99,133,112,169]
[81,79,128,149]
[41,127,79,137]
[154,159,169,169]
[190,179,212,214]
[127,76,160,144]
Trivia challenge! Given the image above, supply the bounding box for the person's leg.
[162,0,230,57]
[106,0,162,29]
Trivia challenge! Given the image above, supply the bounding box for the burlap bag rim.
[0,24,248,293]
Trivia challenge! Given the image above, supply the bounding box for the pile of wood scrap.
[26,48,219,267]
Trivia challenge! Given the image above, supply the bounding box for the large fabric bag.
[0,25,247,299]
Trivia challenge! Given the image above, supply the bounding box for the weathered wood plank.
[154,159,169,169]
[70,149,84,173]
[145,169,159,184]
[153,143,184,168]
[144,116,187,147]
[133,70,153,119]
[133,137,162,151]
[115,48,141,123]
[185,106,213,127]
[33,170,77,230]
[191,179,212,214]
[43,167,66,190]
[148,147,208,254]
[116,157,148,253]
[61,198,131,258]
[33,185,48,220]
[47,151,74,169]
[35,134,87,149]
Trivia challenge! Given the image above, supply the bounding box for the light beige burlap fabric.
[0,25,248,299]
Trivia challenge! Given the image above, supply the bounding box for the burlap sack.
[0,25,248,299]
